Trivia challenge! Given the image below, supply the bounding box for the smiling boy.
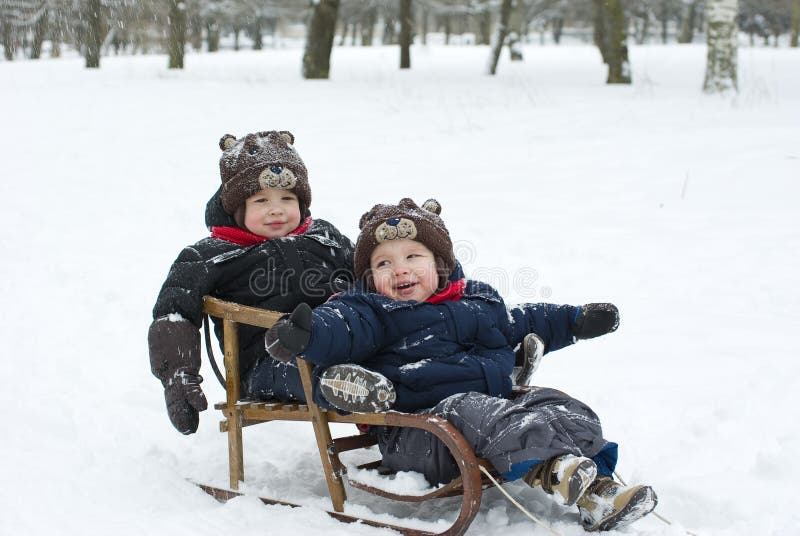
[148,131,354,435]
[263,198,656,532]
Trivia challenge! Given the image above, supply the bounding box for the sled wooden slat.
[200,296,494,536]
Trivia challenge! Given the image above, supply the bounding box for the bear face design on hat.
[354,198,455,285]
[218,130,311,221]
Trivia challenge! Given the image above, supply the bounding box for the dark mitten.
[264,303,312,362]
[572,303,620,340]
[148,317,208,434]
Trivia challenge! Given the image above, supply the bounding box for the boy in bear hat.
[265,198,655,532]
[148,130,355,436]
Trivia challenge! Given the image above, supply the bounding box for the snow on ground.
[1,42,798,536]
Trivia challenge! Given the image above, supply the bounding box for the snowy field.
[1,42,799,536]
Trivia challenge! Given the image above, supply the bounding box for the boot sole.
[515,333,544,386]
[320,365,396,413]
[590,486,658,532]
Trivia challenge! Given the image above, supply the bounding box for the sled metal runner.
[199,296,505,536]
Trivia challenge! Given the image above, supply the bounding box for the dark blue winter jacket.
[302,264,578,412]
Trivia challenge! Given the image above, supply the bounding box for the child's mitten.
[265,303,312,362]
[572,303,619,340]
[148,317,208,434]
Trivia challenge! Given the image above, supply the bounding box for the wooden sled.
[199,296,509,536]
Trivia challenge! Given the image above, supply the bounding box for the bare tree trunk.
[190,12,203,51]
[477,2,491,45]
[2,16,13,61]
[383,15,396,44]
[361,6,376,45]
[594,0,632,83]
[207,21,220,52]
[168,0,186,69]
[419,5,428,45]
[252,19,263,50]
[792,0,800,47]
[444,14,451,44]
[488,0,513,75]
[634,10,650,44]
[508,0,524,59]
[303,0,339,79]
[703,0,738,93]
[31,8,48,59]
[85,0,106,68]
[552,17,564,44]
[51,28,61,57]
[399,0,412,68]
[659,1,669,43]
[678,0,698,43]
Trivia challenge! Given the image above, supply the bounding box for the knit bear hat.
[218,130,311,222]
[354,198,456,284]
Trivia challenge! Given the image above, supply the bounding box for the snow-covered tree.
[703,0,738,93]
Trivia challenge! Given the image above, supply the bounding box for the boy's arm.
[148,244,218,434]
[265,296,388,367]
[507,302,619,353]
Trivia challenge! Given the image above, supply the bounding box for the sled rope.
[479,465,563,536]
[613,471,697,536]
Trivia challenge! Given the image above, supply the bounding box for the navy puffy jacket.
[302,266,578,412]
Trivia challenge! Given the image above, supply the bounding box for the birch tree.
[703,0,738,93]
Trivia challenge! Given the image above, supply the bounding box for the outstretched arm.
[507,302,620,353]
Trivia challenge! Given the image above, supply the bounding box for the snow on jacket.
[302,265,578,412]
[149,189,355,394]
[377,388,618,485]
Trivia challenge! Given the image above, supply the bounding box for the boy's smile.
[370,239,439,302]
[243,188,301,238]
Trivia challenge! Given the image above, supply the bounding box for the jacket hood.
[205,186,237,230]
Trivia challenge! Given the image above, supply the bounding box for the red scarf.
[426,279,466,304]
[211,217,312,246]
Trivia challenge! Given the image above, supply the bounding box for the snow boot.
[319,364,396,413]
[513,332,544,386]
[522,454,598,506]
[576,476,658,532]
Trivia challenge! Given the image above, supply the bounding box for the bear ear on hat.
[276,131,295,145]
[359,204,383,230]
[219,134,237,151]
[421,198,441,215]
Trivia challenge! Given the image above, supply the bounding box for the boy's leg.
[243,357,308,403]
[319,364,396,413]
[513,333,545,386]
[577,477,658,532]
[522,454,598,506]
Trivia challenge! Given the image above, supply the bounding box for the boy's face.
[243,188,302,238]
[370,239,439,302]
